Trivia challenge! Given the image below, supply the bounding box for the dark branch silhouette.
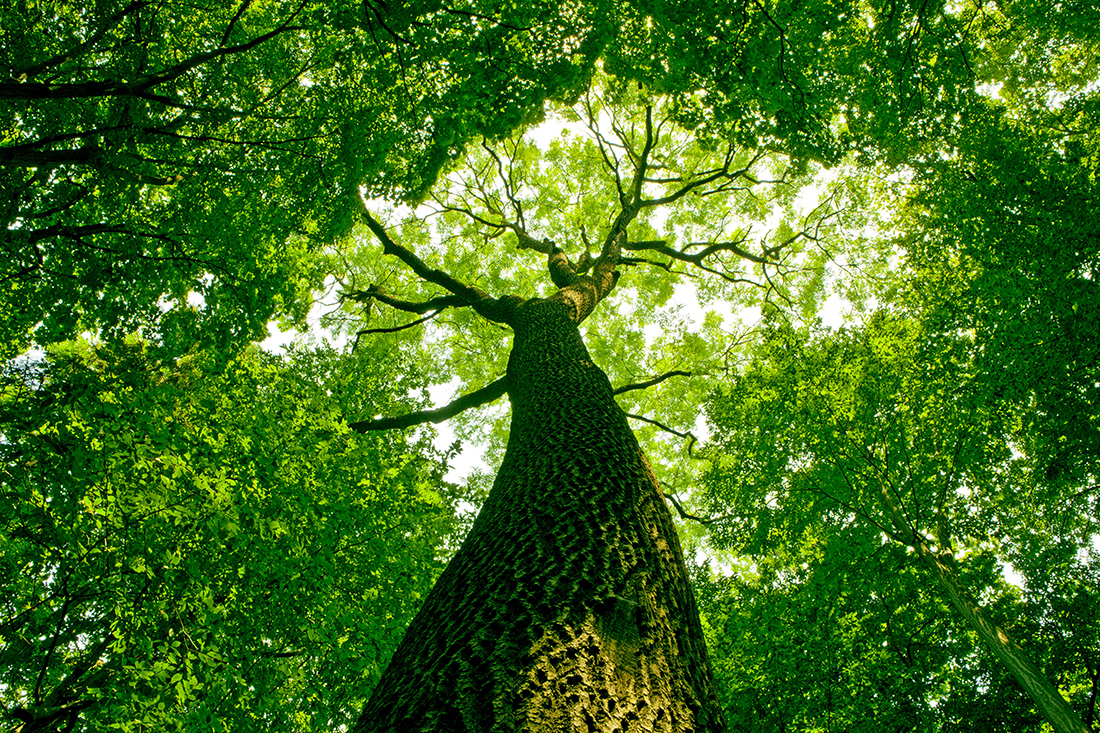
[624,238,773,266]
[0,0,309,100]
[348,377,509,431]
[613,370,693,395]
[343,285,469,315]
[624,412,701,459]
[16,1,149,78]
[666,493,731,526]
[356,200,518,324]
[353,309,445,350]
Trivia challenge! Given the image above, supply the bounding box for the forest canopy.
[2,0,1099,731]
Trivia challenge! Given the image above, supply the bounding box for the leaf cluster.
[0,0,616,359]
[0,340,458,731]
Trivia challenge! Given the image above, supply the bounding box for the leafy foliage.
[608,0,990,166]
[0,341,457,731]
[0,0,616,358]
[696,530,975,733]
[338,84,846,485]
[1,0,1005,360]
[904,98,1100,497]
[700,307,1097,729]
[697,68,1100,729]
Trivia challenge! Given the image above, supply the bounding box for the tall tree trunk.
[354,297,727,732]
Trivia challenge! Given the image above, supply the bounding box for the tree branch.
[640,150,764,209]
[621,239,766,286]
[548,246,581,288]
[0,145,103,167]
[358,207,480,300]
[617,256,692,278]
[624,412,701,459]
[221,0,253,46]
[666,493,731,526]
[356,199,518,324]
[628,106,657,204]
[348,377,508,431]
[0,0,308,100]
[353,309,444,350]
[343,285,468,315]
[440,7,531,31]
[431,199,546,253]
[16,1,149,79]
[624,238,774,266]
[613,370,693,395]
[582,92,626,201]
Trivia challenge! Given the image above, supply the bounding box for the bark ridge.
[354,298,726,732]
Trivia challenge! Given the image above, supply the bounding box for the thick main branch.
[355,199,518,324]
[347,377,508,431]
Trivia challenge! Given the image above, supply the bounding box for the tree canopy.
[1,0,993,358]
[2,0,1099,730]
[0,341,463,730]
[0,0,608,358]
[695,19,1100,727]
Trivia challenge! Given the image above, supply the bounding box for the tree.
[903,99,1100,501]
[605,0,982,167]
[695,534,1098,732]
[343,91,792,731]
[282,3,1018,727]
[692,9,1100,724]
[702,313,1094,733]
[322,55,905,721]
[0,341,458,731]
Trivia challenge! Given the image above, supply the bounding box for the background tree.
[694,531,976,733]
[695,18,1100,723]
[702,312,1094,733]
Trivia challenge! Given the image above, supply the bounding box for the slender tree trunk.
[914,542,1089,733]
[877,482,1088,733]
[354,297,727,732]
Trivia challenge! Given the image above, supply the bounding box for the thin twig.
[666,493,730,526]
[624,412,702,460]
[353,309,444,350]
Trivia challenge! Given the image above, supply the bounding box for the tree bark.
[354,297,727,732]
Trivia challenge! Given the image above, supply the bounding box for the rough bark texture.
[354,297,726,732]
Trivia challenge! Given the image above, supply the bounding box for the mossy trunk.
[354,297,726,732]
